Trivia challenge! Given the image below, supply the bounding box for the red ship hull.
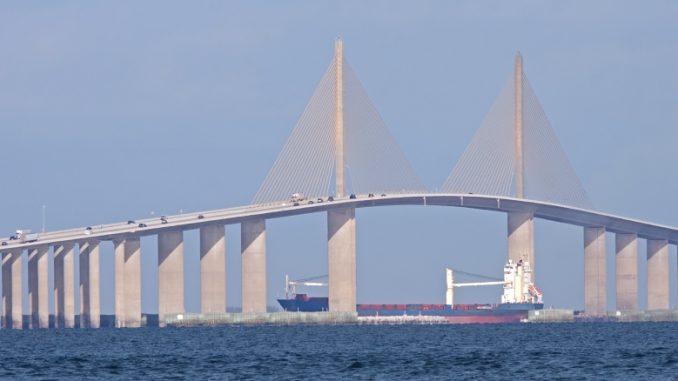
[441,314,526,324]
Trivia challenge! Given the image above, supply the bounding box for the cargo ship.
[278,259,544,324]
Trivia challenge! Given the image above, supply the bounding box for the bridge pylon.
[508,52,534,283]
[251,39,424,314]
[443,52,595,287]
[328,39,356,313]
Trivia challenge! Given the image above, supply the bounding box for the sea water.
[0,323,676,380]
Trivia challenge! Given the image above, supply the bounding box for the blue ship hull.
[277,294,543,323]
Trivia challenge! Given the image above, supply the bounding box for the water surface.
[0,323,676,380]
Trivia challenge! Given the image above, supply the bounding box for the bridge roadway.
[3,193,678,250]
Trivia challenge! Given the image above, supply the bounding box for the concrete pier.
[507,212,534,281]
[2,250,23,329]
[646,239,669,310]
[1,252,10,328]
[115,238,141,328]
[158,230,185,326]
[241,219,267,314]
[200,225,226,314]
[54,243,75,328]
[328,208,356,312]
[28,246,49,328]
[584,227,606,315]
[80,243,89,327]
[80,240,101,328]
[615,233,638,311]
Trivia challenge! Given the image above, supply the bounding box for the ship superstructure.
[500,259,543,304]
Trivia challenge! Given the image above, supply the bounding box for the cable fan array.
[255,50,591,210]
[253,57,425,204]
[442,73,591,209]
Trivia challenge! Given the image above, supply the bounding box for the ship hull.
[278,296,329,312]
[278,295,542,324]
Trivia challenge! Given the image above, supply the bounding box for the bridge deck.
[2,193,678,250]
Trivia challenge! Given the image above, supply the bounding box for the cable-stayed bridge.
[0,40,672,328]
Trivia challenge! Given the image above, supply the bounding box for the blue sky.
[0,1,677,313]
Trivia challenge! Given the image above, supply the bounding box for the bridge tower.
[507,52,535,283]
[251,38,422,315]
[328,38,357,313]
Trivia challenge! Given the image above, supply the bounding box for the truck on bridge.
[13,229,39,243]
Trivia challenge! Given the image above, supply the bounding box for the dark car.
[328,196,334,202]
[308,200,314,204]
[197,214,204,219]
[381,193,387,197]
[349,194,357,199]
[317,198,324,203]
[9,235,17,240]
[1,241,7,246]
[127,220,136,225]
[160,216,168,224]
[138,223,147,228]
[368,193,375,198]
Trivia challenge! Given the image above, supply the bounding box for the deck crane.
[446,259,543,305]
[446,268,505,306]
[285,274,328,298]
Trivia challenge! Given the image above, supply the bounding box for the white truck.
[15,229,39,243]
[290,193,306,203]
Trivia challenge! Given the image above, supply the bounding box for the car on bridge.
[290,193,306,203]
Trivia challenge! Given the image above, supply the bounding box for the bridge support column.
[647,239,669,310]
[507,212,534,281]
[54,243,75,328]
[2,250,23,329]
[1,252,9,328]
[615,233,638,311]
[158,230,184,326]
[28,246,49,328]
[80,240,101,328]
[200,225,226,314]
[241,220,266,314]
[328,208,356,313]
[584,227,606,315]
[115,238,141,328]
